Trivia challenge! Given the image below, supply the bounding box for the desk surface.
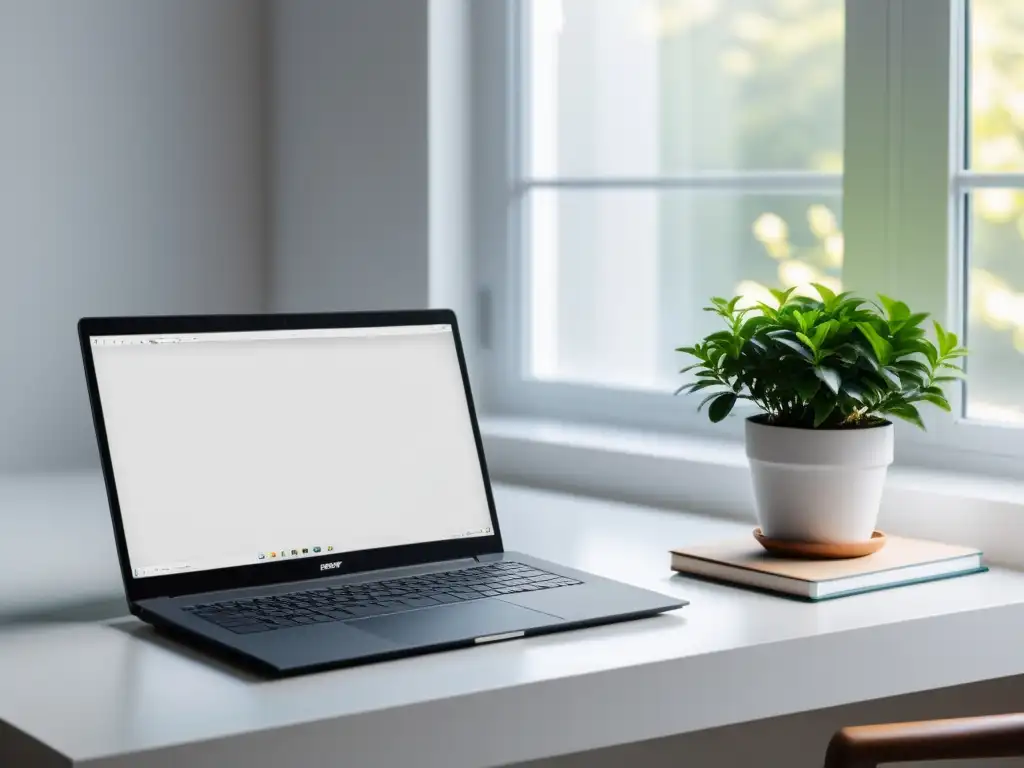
[3,480,1024,768]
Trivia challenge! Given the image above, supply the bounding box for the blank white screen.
[90,327,493,576]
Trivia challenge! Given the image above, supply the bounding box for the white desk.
[3,482,1024,768]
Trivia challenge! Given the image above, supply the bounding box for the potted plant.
[676,285,967,544]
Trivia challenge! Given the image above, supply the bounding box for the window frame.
[473,0,1024,478]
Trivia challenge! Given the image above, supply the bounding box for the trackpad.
[358,600,561,646]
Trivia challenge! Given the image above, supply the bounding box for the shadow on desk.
[109,618,265,683]
[0,595,127,626]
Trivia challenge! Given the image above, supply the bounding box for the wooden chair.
[824,713,1024,767]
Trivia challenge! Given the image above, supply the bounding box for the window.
[523,0,843,391]
[476,0,1024,472]
[960,0,1024,426]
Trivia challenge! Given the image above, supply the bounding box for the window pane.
[525,0,844,177]
[968,0,1024,171]
[526,188,843,388]
[966,190,1024,424]
[963,2,1024,424]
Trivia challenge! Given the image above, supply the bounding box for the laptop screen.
[88,323,494,579]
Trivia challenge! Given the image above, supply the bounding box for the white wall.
[429,0,480,384]
[0,0,477,471]
[0,0,267,471]
[268,0,431,314]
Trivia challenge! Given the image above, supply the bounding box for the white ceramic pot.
[745,417,894,543]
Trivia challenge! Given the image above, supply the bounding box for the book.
[670,536,986,601]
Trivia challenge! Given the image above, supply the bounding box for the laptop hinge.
[475,553,503,563]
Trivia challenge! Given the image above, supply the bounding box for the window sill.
[479,416,1024,569]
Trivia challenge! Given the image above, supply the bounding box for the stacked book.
[671,536,985,601]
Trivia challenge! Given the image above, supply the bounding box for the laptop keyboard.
[184,562,582,635]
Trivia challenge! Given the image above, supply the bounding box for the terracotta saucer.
[753,528,887,559]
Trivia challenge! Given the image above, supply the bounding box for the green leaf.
[795,377,821,402]
[919,393,951,412]
[933,321,951,356]
[811,282,837,308]
[834,344,861,364]
[708,393,737,423]
[856,322,893,366]
[676,379,721,395]
[885,403,926,430]
[812,397,837,428]
[902,312,929,329]
[739,315,773,339]
[895,338,938,367]
[893,368,926,388]
[747,337,768,354]
[678,363,705,374]
[795,331,817,353]
[769,287,797,307]
[890,359,931,375]
[934,373,965,382]
[854,346,881,371]
[697,390,729,411]
[776,337,814,361]
[878,294,911,322]
[814,366,841,395]
[894,325,927,342]
[879,367,902,390]
[811,321,834,350]
[842,382,867,403]
[836,297,868,316]
[793,310,809,333]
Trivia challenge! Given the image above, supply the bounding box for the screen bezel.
[78,309,504,602]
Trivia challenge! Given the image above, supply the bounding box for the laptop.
[78,310,685,676]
